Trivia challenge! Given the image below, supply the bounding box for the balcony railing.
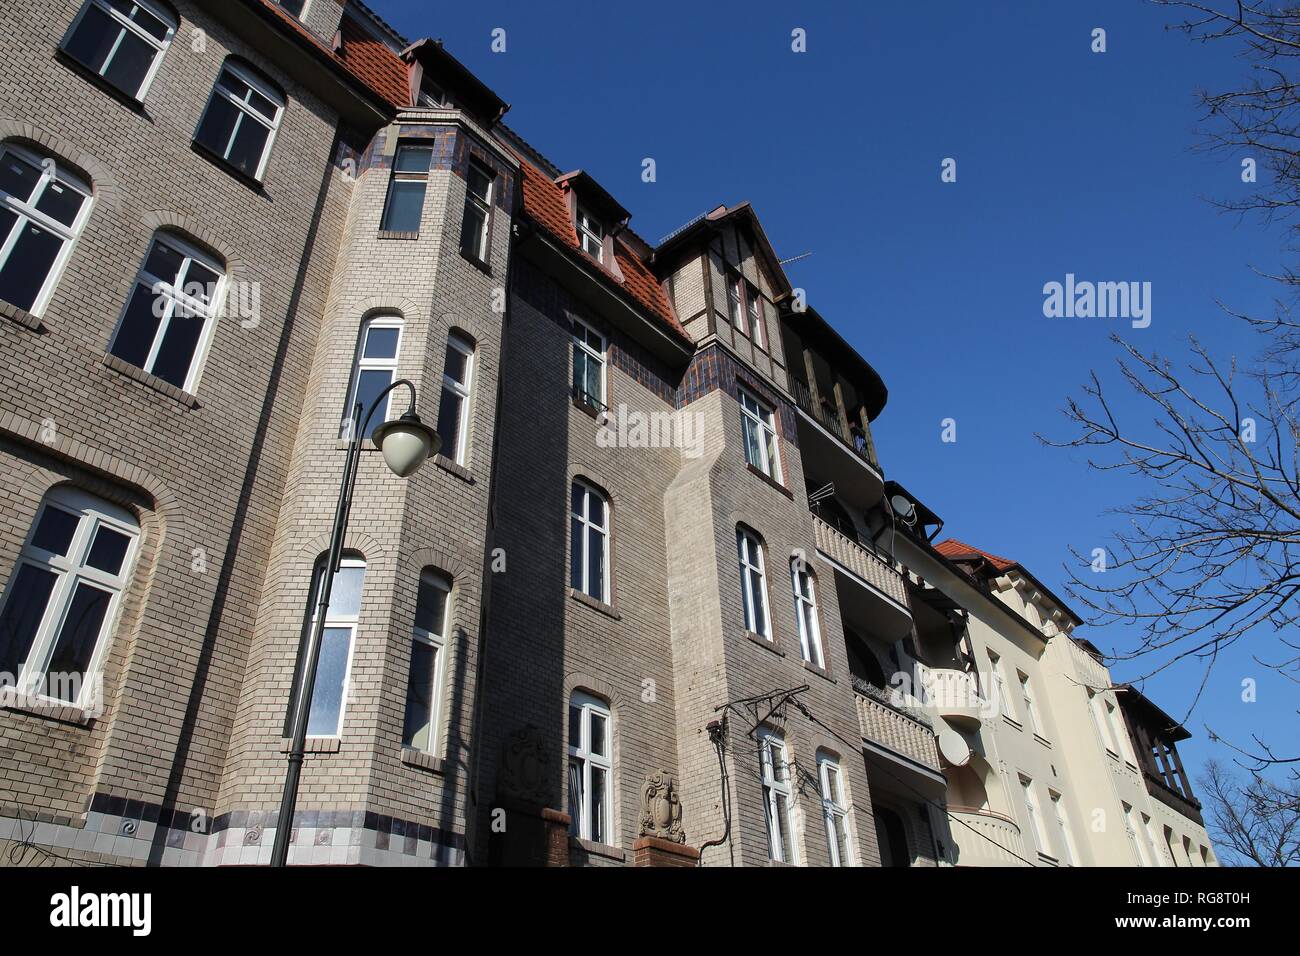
[811,515,908,608]
[788,377,880,471]
[947,807,1030,867]
[915,665,988,728]
[853,680,940,773]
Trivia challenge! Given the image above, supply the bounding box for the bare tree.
[1201,758,1300,865]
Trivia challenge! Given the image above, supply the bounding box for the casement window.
[342,314,403,441]
[1087,688,1117,755]
[1123,801,1150,865]
[577,207,604,262]
[1104,698,1137,765]
[1049,791,1078,865]
[988,650,1012,720]
[759,728,797,864]
[61,0,177,101]
[275,0,307,19]
[1020,776,1050,856]
[727,272,743,328]
[0,487,139,708]
[1142,812,1165,867]
[194,60,285,180]
[571,318,606,410]
[791,560,824,668]
[0,143,93,316]
[818,753,853,867]
[402,570,450,754]
[288,555,365,738]
[435,332,474,464]
[746,282,766,348]
[1018,670,1041,737]
[418,81,450,107]
[570,480,610,603]
[568,692,612,844]
[459,160,494,262]
[108,232,225,392]
[737,527,771,639]
[380,144,433,233]
[739,387,781,481]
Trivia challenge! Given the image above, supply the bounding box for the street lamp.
[270,379,439,867]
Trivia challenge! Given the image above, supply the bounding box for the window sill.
[1037,851,1060,867]
[400,747,446,775]
[0,298,44,332]
[0,687,93,726]
[459,248,493,276]
[745,631,784,657]
[572,394,606,421]
[190,139,268,194]
[568,587,620,620]
[1033,733,1052,748]
[570,837,626,863]
[802,660,836,684]
[745,462,793,500]
[434,454,474,483]
[280,736,341,754]
[378,230,419,241]
[102,353,200,408]
[1001,714,1023,731]
[54,48,150,117]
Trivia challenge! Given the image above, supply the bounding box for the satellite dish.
[937,726,972,767]
[890,495,917,523]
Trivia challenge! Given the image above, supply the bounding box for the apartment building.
[0,0,1216,867]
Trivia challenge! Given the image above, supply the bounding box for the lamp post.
[270,379,439,867]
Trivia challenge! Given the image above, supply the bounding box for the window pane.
[382,179,427,233]
[35,181,87,229]
[586,526,604,600]
[459,203,487,258]
[63,6,121,76]
[143,240,184,283]
[226,117,270,176]
[567,757,583,834]
[394,146,433,174]
[0,219,62,311]
[401,639,437,749]
[742,418,761,469]
[133,4,173,41]
[570,516,584,590]
[181,260,221,306]
[305,626,350,735]
[110,283,164,370]
[85,525,131,576]
[775,793,793,861]
[102,30,154,95]
[150,309,204,387]
[0,564,58,676]
[590,712,607,757]
[354,369,394,440]
[363,325,399,359]
[749,568,766,634]
[324,564,365,618]
[246,89,278,122]
[569,704,582,748]
[414,576,447,636]
[467,164,493,202]
[836,818,852,866]
[590,767,607,843]
[443,343,468,384]
[195,94,240,159]
[43,581,112,690]
[31,507,79,556]
[435,387,462,460]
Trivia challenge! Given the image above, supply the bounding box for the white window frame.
[989,650,1013,721]
[568,692,613,844]
[791,559,824,668]
[380,143,433,233]
[1018,670,1042,737]
[577,207,604,262]
[0,487,139,709]
[571,317,607,409]
[460,160,493,261]
[818,753,853,866]
[297,555,364,738]
[1020,776,1050,857]
[197,60,285,181]
[739,386,781,481]
[727,272,743,328]
[439,332,474,464]
[746,282,766,348]
[738,527,771,640]
[108,231,227,393]
[1049,790,1078,865]
[402,570,449,755]
[759,728,798,864]
[61,0,177,101]
[570,480,610,603]
[0,143,94,317]
[342,313,403,439]
[275,0,309,20]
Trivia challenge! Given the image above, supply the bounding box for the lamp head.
[371,412,440,477]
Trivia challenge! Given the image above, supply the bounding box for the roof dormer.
[554,170,630,278]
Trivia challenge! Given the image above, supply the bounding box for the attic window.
[275,0,307,19]
[577,208,604,262]
[418,82,452,108]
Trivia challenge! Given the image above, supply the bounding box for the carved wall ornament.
[500,724,550,804]
[639,770,685,843]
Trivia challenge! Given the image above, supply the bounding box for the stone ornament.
[500,724,550,804]
[639,770,685,843]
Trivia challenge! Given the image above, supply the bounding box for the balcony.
[789,378,884,510]
[948,807,1030,867]
[917,666,987,730]
[854,681,941,774]
[812,515,912,638]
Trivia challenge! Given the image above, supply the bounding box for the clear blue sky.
[374,0,1293,781]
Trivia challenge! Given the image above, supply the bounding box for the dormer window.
[577,208,604,262]
[418,82,452,108]
[275,0,307,19]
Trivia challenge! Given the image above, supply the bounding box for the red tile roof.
[518,161,688,343]
[934,539,1017,573]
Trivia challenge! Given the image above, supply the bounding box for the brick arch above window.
[0,123,119,210]
[137,211,244,280]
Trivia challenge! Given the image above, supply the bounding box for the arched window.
[61,0,177,101]
[108,231,225,391]
[287,553,365,737]
[343,313,403,440]
[0,142,93,316]
[875,806,911,867]
[0,486,139,707]
[570,480,610,603]
[758,727,796,863]
[568,691,612,843]
[435,331,474,464]
[791,558,824,668]
[402,569,450,754]
[737,526,771,640]
[195,59,285,181]
[818,752,854,867]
